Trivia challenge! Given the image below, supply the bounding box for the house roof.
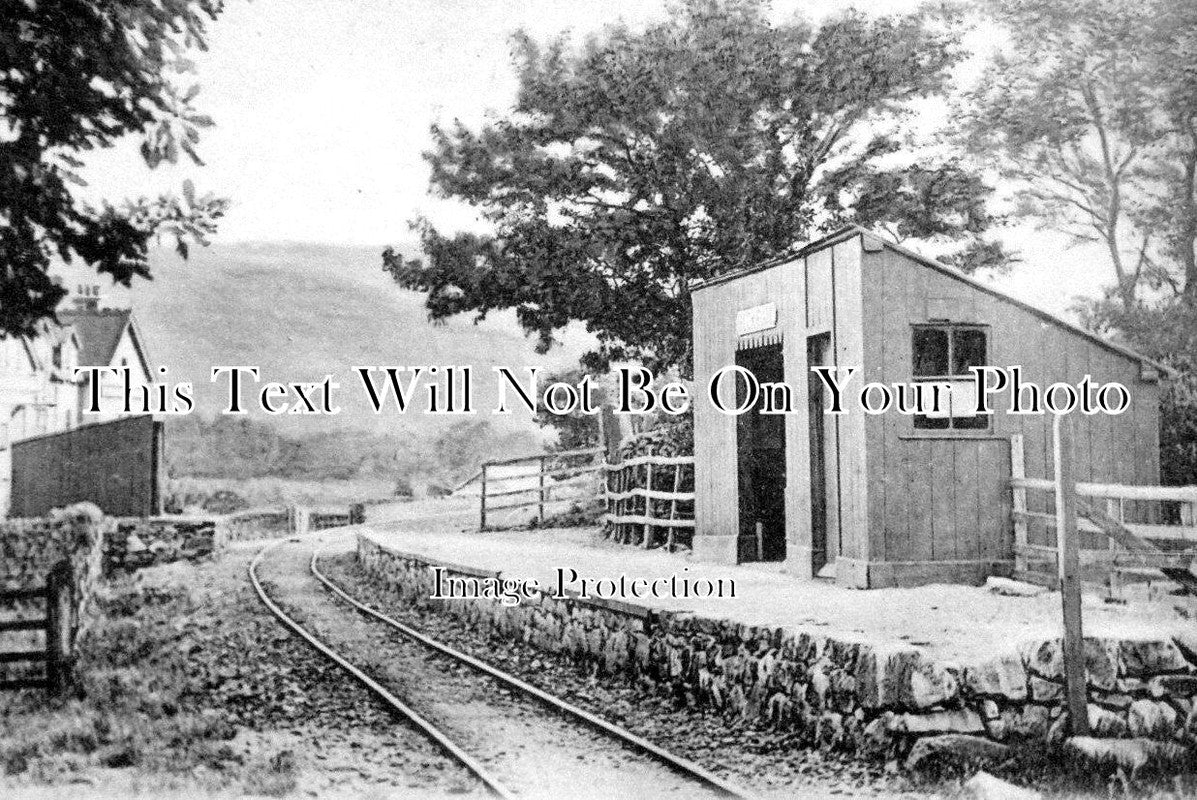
[57,307,152,373]
[692,225,1172,378]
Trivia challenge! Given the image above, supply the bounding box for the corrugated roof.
[692,225,1172,377]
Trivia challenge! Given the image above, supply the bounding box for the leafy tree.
[962,0,1197,308]
[1,0,228,337]
[1145,0,1197,303]
[1078,299,1197,486]
[388,0,1005,373]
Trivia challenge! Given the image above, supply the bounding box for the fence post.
[1053,414,1090,736]
[667,463,682,551]
[599,405,622,541]
[538,455,546,524]
[480,463,488,532]
[44,559,74,698]
[642,461,654,548]
[1010,434,1027,575]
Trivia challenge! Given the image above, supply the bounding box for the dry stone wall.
[0,503,111,683]
[225,508,291,542]
[105,517,228,574]
[358,534,1197,768]
[1,503,109,619]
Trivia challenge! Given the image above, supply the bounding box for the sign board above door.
[735,302,778,337]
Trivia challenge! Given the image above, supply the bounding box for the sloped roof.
[692,225,1171,377]
[57,307,151,372]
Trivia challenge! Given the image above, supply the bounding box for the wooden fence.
[11,414,164,518]
[1010,430,1197,592]
[0,560,75,696]
[603,455,695,550]
[479,447,605,531]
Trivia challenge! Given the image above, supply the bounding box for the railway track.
[249,537,753,799]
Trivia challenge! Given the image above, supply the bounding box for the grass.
[0,569,299,796]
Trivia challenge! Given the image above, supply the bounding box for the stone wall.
[225,508,291,542]
[0,503,111,683]
[358,534,1197,769]
[1,503,109,618]
[105,516,228,574]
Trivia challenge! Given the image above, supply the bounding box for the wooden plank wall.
[691,259,809,567]
[10,414,163,518]
[831,240,867,563]
[861,247,1160,573]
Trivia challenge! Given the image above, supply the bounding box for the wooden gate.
[0,560,76,695]
[478,447,605,531]
[1010,432,1197,592]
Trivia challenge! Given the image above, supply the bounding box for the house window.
[912,324,989,430]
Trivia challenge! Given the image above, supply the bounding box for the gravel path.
[311,535,930,800]
[256,538,731,799]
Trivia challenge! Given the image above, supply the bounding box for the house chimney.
[72,283,101,311]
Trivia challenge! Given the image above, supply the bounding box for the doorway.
[806,333,837,576]
[735,343,786,562]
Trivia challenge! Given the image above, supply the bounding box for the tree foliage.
[1078,299,1197,486]
[1,0,228,336]
[963,0,1197,308]
[388,0,1006,373]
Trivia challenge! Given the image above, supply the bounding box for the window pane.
[913,328,949,376]
[914,415,950,430]
[953,414,989,430]
[952,328,987,375]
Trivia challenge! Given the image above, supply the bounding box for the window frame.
[910,322,992,435]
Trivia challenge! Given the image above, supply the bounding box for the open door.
[735,343,786,562]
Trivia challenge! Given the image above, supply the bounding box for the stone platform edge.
[355,531,1197,764]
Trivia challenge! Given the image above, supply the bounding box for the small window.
[912,324,989,431]
[52,343,62,368]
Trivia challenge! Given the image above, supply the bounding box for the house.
[58,286,153,422]
[0,324,82,515]
[690,226,1165,589]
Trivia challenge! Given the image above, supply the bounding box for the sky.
[75,0,1113,319]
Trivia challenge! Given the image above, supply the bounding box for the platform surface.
[354,498,1194,664]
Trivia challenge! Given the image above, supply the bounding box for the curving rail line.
[248,539,517,798]
[250,535,754,799]
[308,545,753,799]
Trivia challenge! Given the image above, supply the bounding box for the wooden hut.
[690,226,1166,588]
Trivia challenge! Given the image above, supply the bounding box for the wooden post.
[755,521,764,561]
[1011,434,1027,576]
[479,463,488,532]
[667,464,682,551]
[642,461,654,549]
[44,559,74,698]
[538,455,548,524]
[599,405,621,541]
[1053,414,1090,736]
[598,405,622,465]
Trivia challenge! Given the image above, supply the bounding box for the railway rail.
[249,537,753,799]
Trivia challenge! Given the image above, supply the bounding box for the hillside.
[57,242,591,483]
[121,242,590,432]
